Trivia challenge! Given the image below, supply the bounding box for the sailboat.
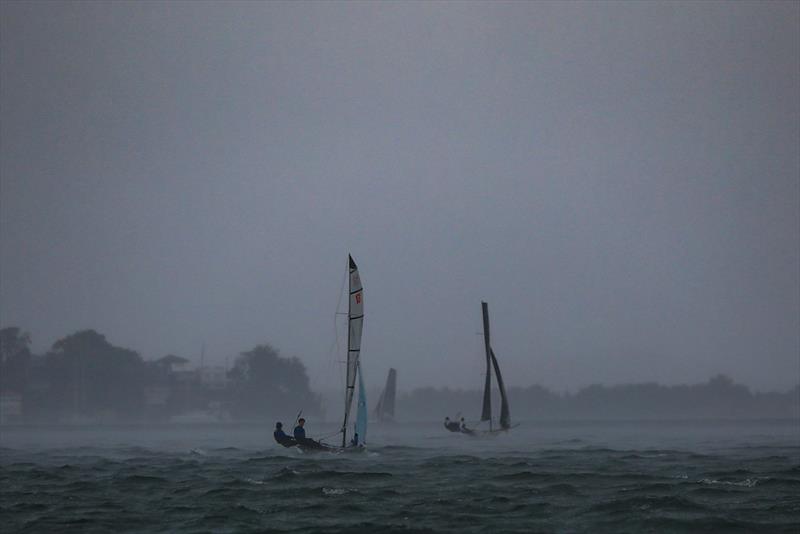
[374,368,397,423]
[275,255,367,452]
[478,301,515,434]
[446,301,516,435]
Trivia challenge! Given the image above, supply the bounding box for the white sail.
[342,255,364,446]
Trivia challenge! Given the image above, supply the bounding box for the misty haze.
[1,2,798,533]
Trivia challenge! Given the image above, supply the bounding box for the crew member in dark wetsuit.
[293,418,306,440]
[444,416,461,432]
[350,433,359,447]
[292,418,327,450]
[273,422,295,447]
[459,417,474,435]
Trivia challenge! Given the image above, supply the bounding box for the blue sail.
[354,363,368,447]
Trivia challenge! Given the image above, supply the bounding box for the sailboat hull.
[481,423,521,436]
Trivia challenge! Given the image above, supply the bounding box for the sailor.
[350,432,359,447]
[293,418,307,440]
[460,417,469,431]
[273,422,294,446]
[444,416,460,432]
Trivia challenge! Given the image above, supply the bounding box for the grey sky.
[1,1,798,393]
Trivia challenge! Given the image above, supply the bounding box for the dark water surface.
[1,420,798,533]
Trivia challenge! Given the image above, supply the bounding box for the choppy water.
[1,420,798,533]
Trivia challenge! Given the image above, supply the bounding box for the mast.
[342,255,364,447]
[480,301,493,431]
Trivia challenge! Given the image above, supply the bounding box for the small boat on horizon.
[374,368,397,423]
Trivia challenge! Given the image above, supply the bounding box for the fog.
[1,1,798,394]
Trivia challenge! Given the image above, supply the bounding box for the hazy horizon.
[2,2,798,394]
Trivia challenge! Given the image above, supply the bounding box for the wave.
[616,482,674,494]
[689,485,741,497]
[112,474,169,485]
[421,455,481,467]
[492,471,555,481]
[303,522,440,534]
[634,516,793,533]
[309,470,393,481]
[697,477,763,488]
[587,495,710,514]
[373,445,422,452]
[4,434,797,533]
[706,468,755,477]
[268,467,392,482]
[321,487,350,495]
[751,477,800,488]
[542,482,582,496]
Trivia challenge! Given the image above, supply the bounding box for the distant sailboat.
[445,301,515,435]
[374,368,397,423]
[479,301,514,433]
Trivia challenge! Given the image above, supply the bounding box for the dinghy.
[275,255,368,452]
[374,368,397,423]
[447,301,517,435]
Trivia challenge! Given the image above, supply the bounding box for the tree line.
[399,375,799,421]
[2,326,795,424]
[0,327,322,423]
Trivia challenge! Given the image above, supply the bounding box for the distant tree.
[395,375,790,421]
[0,327,32,394]
[700,374,752,416]
[44,330,146,418]
[228,344,321,418]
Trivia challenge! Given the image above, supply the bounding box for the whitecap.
[698,477,763,488]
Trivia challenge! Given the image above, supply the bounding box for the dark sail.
[490,349,510,429]
[374,392,384,419]
[374,368,397,421]
[480,301,492,422]
[383,368,397,419]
